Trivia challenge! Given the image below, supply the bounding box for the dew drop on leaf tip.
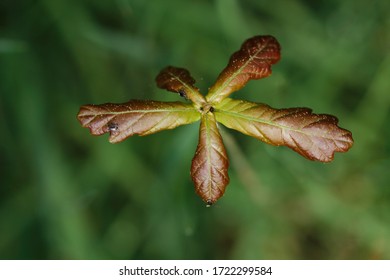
[206,199,214,207]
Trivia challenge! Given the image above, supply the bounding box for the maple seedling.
[77,35,354,205]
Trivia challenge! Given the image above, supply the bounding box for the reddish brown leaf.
[77,34,354,204]
[77,100,200,143]
[215,98,353,162]
[207,35,281,103]
[191,112,229,205]
[156,66,206,105]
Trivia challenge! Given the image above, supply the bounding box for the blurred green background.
[1,0,390,259]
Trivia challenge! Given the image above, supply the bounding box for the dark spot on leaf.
[209,107,214,112]
[107,122,119,132]
[178,89,187,99]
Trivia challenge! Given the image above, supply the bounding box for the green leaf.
[191,112,229,204]
[77,100,200,143]
[215,98,353,162]
[155,66,206,105]
[206,35,280,103]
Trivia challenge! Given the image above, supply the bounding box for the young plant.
[77,35,354,205]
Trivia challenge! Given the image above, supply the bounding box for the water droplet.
[206,199,213,207]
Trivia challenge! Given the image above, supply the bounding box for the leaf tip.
[155,66,205,104]
[207,35,281,102]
